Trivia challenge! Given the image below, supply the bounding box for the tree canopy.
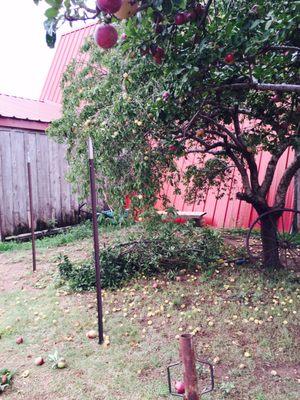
[42,0,300,267]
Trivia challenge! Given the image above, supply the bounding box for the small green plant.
[47,218,57,229]
[48,351,67,369]
[0,369,13,393]
[219,381,235,397]
[57,254,73,280]
[255,394,266,400]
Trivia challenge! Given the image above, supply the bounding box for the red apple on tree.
[94,25,118,49]
[174,13,187,25]
[96,0,122,14]
[224,53,235,64]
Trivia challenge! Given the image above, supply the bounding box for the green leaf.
[265,19,273,30]
[45,0,62,5]
[45,7,59,18]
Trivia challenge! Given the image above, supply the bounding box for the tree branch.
[260,144,290,197]
[215,82,300,93]
[264,45,300,53]
[226,147,251,195]
[274,155,300,208]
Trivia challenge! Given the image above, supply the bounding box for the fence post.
[179,334,200,400]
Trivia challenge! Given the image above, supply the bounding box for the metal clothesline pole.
[27,155,36,272]
[88,137,104,344]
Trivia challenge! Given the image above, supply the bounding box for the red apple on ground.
[1,375,7,385]
[86,330,98,339]
[96,0,122,14]
[34,356,45,366]
[94,25,118,49]
[224,53,235,64]
[114,0,138,19]
[175,381,185,394]
[16,336,24,344]
[152,282,159,289]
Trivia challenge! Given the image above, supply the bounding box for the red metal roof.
[40,23,96,104]
[0,93,61,123]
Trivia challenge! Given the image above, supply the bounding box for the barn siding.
[0,127,79,239]
[162,149,297,229]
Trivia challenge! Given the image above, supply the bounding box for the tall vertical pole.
[27,155,36,272]
[88,137,104,344]
[180,334,200,400]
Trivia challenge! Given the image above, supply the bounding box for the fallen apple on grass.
[86,330,98,339]
[57,358,67,369]
[175,380,185,394]
[16,336,23,345]
[34,356,45,366]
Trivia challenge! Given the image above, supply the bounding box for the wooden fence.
[0,127,79,240]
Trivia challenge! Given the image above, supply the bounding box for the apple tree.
[39,0,300,268]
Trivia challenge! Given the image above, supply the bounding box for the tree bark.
[260,213,282,269]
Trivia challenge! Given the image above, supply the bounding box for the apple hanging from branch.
[94,24,118,49]
[96,0,122,14]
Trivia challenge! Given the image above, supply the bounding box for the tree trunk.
[260,213,283,269]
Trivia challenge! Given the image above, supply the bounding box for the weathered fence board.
[0,128,79,239]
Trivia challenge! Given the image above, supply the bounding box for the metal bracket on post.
[167,362,184,398]
[167,334,214,399]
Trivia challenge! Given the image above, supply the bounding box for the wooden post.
[27,156,36,272]
[179,334,200,400]
[88,137,104,345]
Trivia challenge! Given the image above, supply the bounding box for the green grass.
[0,229,299,399]
[0,221,129,253]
